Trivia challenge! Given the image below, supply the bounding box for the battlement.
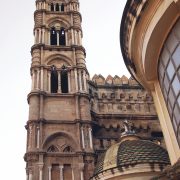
[90,74,139,86]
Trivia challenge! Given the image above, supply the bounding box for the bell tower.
[24,0,94,180]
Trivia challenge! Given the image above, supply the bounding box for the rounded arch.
[47,17,71,30]
[45,54,74,67]
[143,2,179,81]
[42,131,78,150]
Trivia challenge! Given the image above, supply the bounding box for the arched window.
[59,28,66,45]
[56,3,59,11]
[61,4,64,12]
[50,27,57,45]
[51,3,54,11]
[61,66,68,93]
[63,146,73,152]
[47,145,59,152]
[158,19,180,145]
[51,66,58,93]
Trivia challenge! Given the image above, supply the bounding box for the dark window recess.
[63,146,73,152]
[100,139,104,148]
[61,70,68,93]
[50,27,57,45]
[59,28,66,45]
[151,131,163,138]
[56,3,59,11]
[51,67,58,93]
[51,3,54,11]
[61,4,64,11]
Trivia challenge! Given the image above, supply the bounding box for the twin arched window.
[51,65,68,93]
[51,3,64,12]
[50,27,66,46]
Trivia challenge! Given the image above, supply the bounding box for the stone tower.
[24,0,94,180]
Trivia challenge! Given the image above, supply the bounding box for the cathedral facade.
[24,1,170,180]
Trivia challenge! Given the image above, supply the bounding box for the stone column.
[29,170,33,180]
[65,31,68,46]
[34,29,37,44]
[31,70,35,90]
[43,2,46,9]
[36,70,40,90]
[72,167,75,180]
[68,71,71,93]
[83,70,87,92]
[78,31,82,45]
[40,67,44,90]
[48,166,52,180]
[78,70,82,91]
[58,71,61,93]
[39,29,42,43]
[74,30,77,45]
[28,125,32,149]
[54,4,56,11]
[88,128,93,149]
[36,126,40,149]
[74,69,78,92]
[69,3,72,11]
[71,29,74,45]
[80,171,84,180]
[59,4,61,12]
[57,31,60,46]
[81,127,85,149]
[48,31,51,45]
[59,165,64,180]
[48,71,51,92]
[42,29,45,44]
[39,165,43,180]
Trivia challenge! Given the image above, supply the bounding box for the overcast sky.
[0,0,128,179]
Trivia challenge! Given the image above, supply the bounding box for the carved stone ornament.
[24,152,39,162]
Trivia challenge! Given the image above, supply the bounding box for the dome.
[94,139,170,176]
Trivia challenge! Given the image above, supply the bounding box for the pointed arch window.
[50,27,57,45]
[51,3,54,11]
[63,146,73,153]
[59,28,66,46]
[61,4,64,12]
[51,66,58,93]
[56,3,59,11]
[47,145,59,152]
[61,66,68,93]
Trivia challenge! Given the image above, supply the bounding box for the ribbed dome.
[94,140,170,175]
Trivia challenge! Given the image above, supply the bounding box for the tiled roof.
[94,140,170,175]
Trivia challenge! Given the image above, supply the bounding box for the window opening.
[47,145,59,152]
[59,28,66,45]
[51,66,58,93]
[51,3,54,11]
[61,66,68,93]
[50,27,57,45]
[56,3,59,11]
[61,4,64,11]
[63,146,73,152]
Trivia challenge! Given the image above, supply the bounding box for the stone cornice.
[31,44,86,55]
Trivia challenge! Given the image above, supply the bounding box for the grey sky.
[0,0,128,179]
